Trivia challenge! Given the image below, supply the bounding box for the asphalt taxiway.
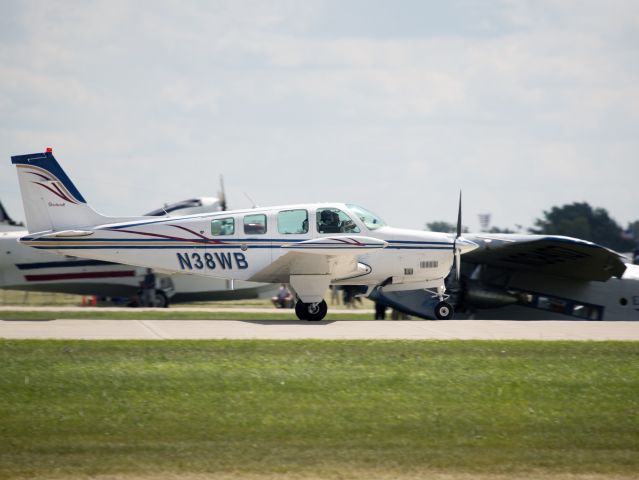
[1,319,639,340]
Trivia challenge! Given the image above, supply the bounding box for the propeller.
[218,175,227,211]
[453,191,462,281]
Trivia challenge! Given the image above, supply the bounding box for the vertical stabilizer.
[11,149,111,233]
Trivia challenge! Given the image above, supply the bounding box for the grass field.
[0,289,376,310]
[0,290,85,306]
[0,290,376,321]
[1,340,638,479]
[0,310,373,321]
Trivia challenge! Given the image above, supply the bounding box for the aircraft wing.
[463,234,627,282]
[248,236,387,283]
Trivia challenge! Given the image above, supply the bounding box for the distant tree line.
[426,202,637,252]
[424,221,514,234]
[424,221,469,234]
[530,202,635,252]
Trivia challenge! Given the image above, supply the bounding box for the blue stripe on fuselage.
[25,243,452,251]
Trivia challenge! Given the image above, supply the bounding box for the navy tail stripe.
[11,151,86,203]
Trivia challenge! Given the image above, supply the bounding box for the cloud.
[1,0,638,232]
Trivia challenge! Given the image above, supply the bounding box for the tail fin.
[11,149,112,233]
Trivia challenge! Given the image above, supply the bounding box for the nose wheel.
[434,301,454,320]
[295,300,328,321]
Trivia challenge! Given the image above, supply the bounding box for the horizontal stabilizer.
[40,230,95,238]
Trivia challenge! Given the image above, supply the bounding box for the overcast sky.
[1,0,638,232]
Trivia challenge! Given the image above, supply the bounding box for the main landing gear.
[295,300,328,321]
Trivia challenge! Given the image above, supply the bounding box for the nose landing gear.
[430,285,454,320]
[434,301,454,320]
[295,300,328,321]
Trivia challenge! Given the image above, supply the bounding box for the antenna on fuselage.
[243,192,258,209]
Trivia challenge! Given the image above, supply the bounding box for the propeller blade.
[453,191,462,282]
[456,190,462,239]
[219,175,227,211]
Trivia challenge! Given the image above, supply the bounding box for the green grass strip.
[0,340,638,478]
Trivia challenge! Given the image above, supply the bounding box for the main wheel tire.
[155,290,169,308]
[434,301,454,320]
[294,301,308,320]
[295,300,328,321]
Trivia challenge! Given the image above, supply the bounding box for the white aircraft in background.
[10,148,477,320]
[0,201,23,232]
[1,193,274,307]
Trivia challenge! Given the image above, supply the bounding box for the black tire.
[294,301,308,320]
[295,300,328,321]
[434,301,454,320]
[155,290,169,308]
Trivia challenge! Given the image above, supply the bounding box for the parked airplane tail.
[11,149,128,233]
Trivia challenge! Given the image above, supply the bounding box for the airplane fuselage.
[19,203,463,294]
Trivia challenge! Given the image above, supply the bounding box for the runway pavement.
[2,318,639,340]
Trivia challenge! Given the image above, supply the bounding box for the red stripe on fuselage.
[107,227,223,244]
[24,271,136,282]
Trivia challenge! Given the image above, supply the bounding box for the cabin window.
[346,204,386,230]
[244,214,267,234]
[537,296,568,314]
[278,209,308,234]
[211,217,235,236]
[572,304,600,320]
[316,208,360,234]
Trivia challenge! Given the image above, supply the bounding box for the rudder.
[11,148,109,233]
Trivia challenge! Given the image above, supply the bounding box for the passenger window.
[244,214,267,234]
[211,217,235,236]
[316,208,360,234]
[278,209,308,234]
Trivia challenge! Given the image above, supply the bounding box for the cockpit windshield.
[346,204,387,230]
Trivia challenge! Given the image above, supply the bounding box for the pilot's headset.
[320,210,332,223]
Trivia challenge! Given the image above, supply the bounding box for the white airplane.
[10,148,478,320]
[1,195,274,307]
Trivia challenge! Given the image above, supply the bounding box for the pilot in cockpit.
[319,209,341,233]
